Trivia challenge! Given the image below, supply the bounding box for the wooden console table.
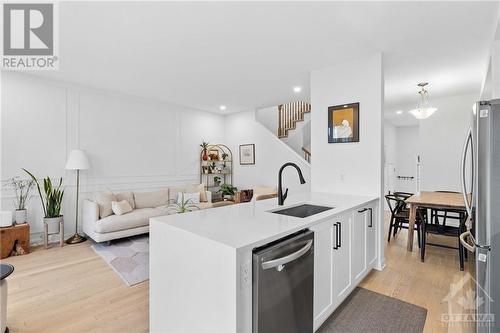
[0,223,30,259]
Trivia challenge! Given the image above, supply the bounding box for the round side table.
[0,263,14,333]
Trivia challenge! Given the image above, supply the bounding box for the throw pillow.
[177,192,200,204]
[111,200,133,215]
[193,184,207,202]
[94,192,117,218]
[134,188,169,208]
[171,184,207,203]
[115,191,135,209]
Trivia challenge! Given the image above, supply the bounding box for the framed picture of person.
[239,144,255,165]
[327,102,359,143]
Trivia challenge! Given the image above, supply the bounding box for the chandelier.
[409,82,437,120]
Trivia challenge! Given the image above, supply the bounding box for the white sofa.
[82,185,213,243]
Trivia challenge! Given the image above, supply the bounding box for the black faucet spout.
[278,162,306,205]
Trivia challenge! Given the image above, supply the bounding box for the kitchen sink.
[270,204,334,218]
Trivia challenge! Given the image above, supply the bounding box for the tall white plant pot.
[14,209,27,224]
[43,216,64,248]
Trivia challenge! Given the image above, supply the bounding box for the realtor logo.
[2,2,59,70]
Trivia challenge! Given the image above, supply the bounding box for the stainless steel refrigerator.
[460,99,499,332]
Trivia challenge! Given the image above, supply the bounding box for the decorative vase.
[14,209,27,224]
[44,216,63,234]
[202,149,209,161]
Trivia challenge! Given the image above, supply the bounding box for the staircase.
[277,101,311,138]
[254,101,312,163]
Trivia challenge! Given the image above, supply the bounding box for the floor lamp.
[65,149,90,244]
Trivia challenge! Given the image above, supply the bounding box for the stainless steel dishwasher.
[253,229,314,333]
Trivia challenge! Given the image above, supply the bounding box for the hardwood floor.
[359,213,474,333]
[3,213,473,333]
[2,242,148,333]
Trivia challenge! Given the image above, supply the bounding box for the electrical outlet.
[240,261,251,288]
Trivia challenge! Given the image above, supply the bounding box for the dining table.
[405,191,468,251]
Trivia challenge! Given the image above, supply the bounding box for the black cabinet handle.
[337,222,342,248]
[358,207,373,228]
[333,223,338,250]
[368,208,373,228]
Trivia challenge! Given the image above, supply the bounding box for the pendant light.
[409,82,437,120]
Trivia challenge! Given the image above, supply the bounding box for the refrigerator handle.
[460,126,473,218]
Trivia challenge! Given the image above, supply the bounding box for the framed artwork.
[239,144,255,165]
[328,102,359,143]
[208,149,220,160]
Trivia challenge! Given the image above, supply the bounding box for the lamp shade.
[65,149,90,170]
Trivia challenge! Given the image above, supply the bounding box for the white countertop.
[150,192,378,250]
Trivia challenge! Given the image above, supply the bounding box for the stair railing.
[302,147,311,163]
[277,101,311,138]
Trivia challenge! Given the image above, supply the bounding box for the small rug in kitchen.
[318,287,427,333]
[92,235,149,286]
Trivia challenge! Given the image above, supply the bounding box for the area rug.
[91,235,149,286]
[318,287,427,333]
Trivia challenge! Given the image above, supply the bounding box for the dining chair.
[418,207,467,271]
[430,191,466,229]
[385,194,421,247]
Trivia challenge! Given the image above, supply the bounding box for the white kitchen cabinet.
[331,212,352,308]
[366,203,377,267]
[311,221,334,324]
[352,207,367,284]
[308,200,379,332]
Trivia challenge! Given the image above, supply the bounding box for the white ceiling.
[31,1,500,114]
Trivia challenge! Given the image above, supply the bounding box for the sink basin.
[270,204,334,218]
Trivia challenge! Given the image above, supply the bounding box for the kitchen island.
[150,192,382,333]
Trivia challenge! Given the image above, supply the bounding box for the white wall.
[255,106,277,135]
[224,110,311,194]
[310,53,384,270]
[310,53,384,197]
[1,72,224,240]
[418,94,476,191]
[385,93,477,194]
[395,125,419,193]
[384,121,397,196]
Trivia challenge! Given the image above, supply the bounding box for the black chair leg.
[420,224,426,262]
[393,219,400,236]
[458,237,464,271]
[388,216,395,242]
[417,223,421,248]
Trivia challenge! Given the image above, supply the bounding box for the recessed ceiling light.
[219,105,226,111]
[343,105,348,108]
[293,86,302,93]
[396,110,403,115]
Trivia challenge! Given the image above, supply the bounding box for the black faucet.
[278,162,306,205]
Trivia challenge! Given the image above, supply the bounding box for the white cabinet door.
[311,221,334,324]
[332,212,352,307]
[352,208,367,283]
[366,203,377,268]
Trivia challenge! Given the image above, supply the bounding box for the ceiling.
[31,1,500,115]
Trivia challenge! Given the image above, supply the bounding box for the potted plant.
[221,152,229,168]
[209,161,216,173]
[166,194,200,214]
[5,177,34,224]
[218,183,237,201]
[213,176,221,187]
[23,169,64,234]
[200,141,209,161]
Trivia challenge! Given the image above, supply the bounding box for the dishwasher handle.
[261,240,313,271]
